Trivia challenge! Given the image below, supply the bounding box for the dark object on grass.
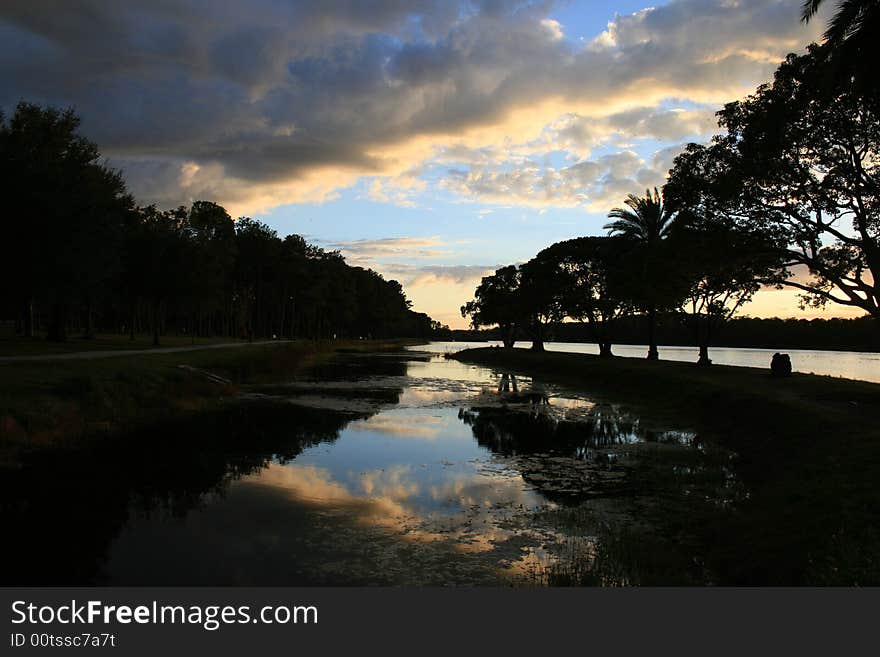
[771,353,792,377]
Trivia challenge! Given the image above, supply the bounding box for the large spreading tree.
[539,237,634,358]
[461,266,522,348]
[667,217,784,365]
[666,46,879,322]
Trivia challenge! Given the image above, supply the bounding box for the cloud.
[312,234,497,324]
[442,146,686,211]
[0,0,828,215]
[400,265,500,328]
[312,241,498,327]
[350,415,445,439]
[323,237,494,284]
[363,171,428,207]
[546,106,719,157]
[374,262,500,287]
[248,459,549,553]
[325,237,448,268]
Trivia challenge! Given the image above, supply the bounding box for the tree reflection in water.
[0,354,753,587]
[0,402,381,585]
[457,387,747,585]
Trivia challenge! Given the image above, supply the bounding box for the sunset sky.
[0,0,860,327]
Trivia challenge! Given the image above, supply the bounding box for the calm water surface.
[0,349,782,585]
[421,341,880,383]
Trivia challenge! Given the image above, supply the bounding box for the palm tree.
[802,1,880,90]
[605,187,677,360]
[802,0,879,45]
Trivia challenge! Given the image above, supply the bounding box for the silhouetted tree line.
[450,316,879,353]
[463,13,879,365]
[0,103,436,344]
[461,226,783,364]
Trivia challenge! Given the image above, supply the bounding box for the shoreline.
[4,342,878,582]
[444,340,880,355]
[447,346,880,433]
[445,340,880,354]
[431,338,880,362]
[0,339,422,466]
[429,340,880,384]
[0,339,295,362]
[449,346,880,583]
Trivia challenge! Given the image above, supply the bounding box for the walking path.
[0,340,292,363]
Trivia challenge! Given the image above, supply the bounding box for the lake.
[420,341,880,383]
[0,346,869,586]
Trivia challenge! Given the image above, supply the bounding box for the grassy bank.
[0,332,241,356]
[0,339,420,465]
[449,347,879,434]
[451,347,880,584]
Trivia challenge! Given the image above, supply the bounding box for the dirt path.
[0,340,293,363]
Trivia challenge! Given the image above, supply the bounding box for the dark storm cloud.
[0,0,822,211]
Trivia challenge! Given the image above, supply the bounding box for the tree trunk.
[47,301,67,342]
[599,342,613,358]
[152,299,161,347]
[501,323,516,348]
[646,306,659,360]
[83,298,94,339]
[530,319,545,351]
[278,293,287,340]
[697,344,712,366]
[23,298,34,338]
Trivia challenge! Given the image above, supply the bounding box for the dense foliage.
[666,47,879,321]
[461,220,778,363]
[0,103,435,343]
[448,316,879,353]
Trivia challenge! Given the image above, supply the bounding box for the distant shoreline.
[440,315,879,354]
[439,338,880,354]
